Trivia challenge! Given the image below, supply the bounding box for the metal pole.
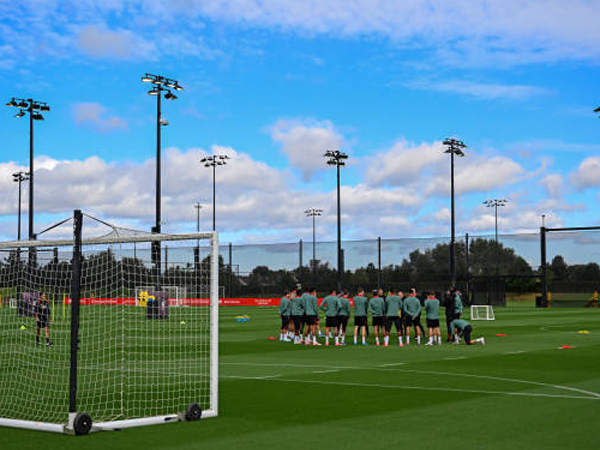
[541,227,547,306]
[450,151,456,287]
[155,89,162,235]
[465,233,470,303]
[17,178,22,241]
[28,101,34,241]
[212,165,217,231]
[228,243,233,297]
[377,237,381,288]
[69,209,83,416]
[336,162,342,291]
[495,203,499,275]
[299,239,303,268]
[312,214,316,285]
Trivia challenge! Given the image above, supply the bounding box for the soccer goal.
[0,210,219,435]
[470,304,495,320]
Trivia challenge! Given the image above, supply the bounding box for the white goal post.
[0,210,219,435]
[470,304,495,321]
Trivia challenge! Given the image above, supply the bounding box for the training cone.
[577,330,590,334]
[267,336,276,340]
[561,345,574,349]
[495,333,508,337]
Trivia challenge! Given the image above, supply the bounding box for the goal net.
[0,211,219,435]
[470,305,495,321]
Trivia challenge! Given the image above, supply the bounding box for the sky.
[1,0,599,250]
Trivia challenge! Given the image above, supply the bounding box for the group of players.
[278,287,485,347]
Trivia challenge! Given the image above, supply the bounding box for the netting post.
[465,233,470,304]
[228,243,233,297]
[299,239,303,268]
[540,226,547,306]
[210,232,220,416]
[68,209,83,430]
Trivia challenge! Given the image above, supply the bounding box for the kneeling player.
[451,318,485,345]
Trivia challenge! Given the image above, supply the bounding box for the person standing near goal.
[451,318,485,346]
[279,289,292,342]
[34,293,52,346]
[353,288,369,345]
[454,289,464,320]
[337,290,351,345]
[384,289,404,347]
[320,288,340,346]
[368,290,385,346]
[403,288,422,345]
[424,292,441,345]
[444,288,456,342]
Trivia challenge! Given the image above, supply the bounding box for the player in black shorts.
[35,293,52,346]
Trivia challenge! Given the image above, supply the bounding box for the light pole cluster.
[201,154,230,231]
[324,150,348,291]
[6,98,50,241]
[443,138,466,288]
[484,198,508,274]
[304,208,323,285]
[12,172,29,241]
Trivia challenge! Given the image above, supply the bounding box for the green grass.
[1,305,600,450]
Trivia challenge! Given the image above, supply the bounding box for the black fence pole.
[540,227,547,306]
[228,243,233,297]
[465,233,470,304]
[69,210,83,417]
[299,239,303,268]
[377,237,381,288]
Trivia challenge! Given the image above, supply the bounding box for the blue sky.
[1,0,599,249]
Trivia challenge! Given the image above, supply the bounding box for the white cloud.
[540,174,563,198]
[77,25,155,60]
[73,102,127,132]
[270,119,345,181]
[570,156,600,190]
[405,79,550,101]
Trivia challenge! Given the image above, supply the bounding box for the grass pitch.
[1,304,600,450]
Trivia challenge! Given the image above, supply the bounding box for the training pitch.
[1,303,599,450]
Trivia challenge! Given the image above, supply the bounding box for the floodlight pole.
[484,199,508,276]
[304,208,323,285]
[6,97,50,241]
[13,172,29,241]
[141,73,183,276]
[443,138,466,288]
[201,154,230,231]
[324,150,348,292]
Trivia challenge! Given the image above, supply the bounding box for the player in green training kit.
[454,289,464,320]
[451,318,485,345]
[384,289,404,347]
[321,289,340,346]
[279,289,292,342]
[368,290,385,346]
[337,290,351,345]
[290,288,305,344]
[353,288,369,345]
[424,292,441,345]
[303,287,321,346]
[403,288,422,345]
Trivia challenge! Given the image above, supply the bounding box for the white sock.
[384,336,389,345]
[398,336,402,344]
[376,337,380,344]
[335,336,339,345]
[476,337,483,343]
[406,336,410,344]
[417,336,421,344]
[354,335,358,344]
[342,335,346,343]
[326,336,329,345]
[362,336,366,344]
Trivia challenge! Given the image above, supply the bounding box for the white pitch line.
[378,362,405,367]
[443,356,467,360]
[220,375,600,401]
[221,362,600,399]
[505,351,526,355]
[312,369,340,374]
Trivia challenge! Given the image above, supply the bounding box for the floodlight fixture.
[201,153,231,231]
[6,98,17,107]
[32,113,44,121]
[15,110,25,118]
[484,198,509,274]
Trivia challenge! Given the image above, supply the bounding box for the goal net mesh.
[0,224,218,429]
